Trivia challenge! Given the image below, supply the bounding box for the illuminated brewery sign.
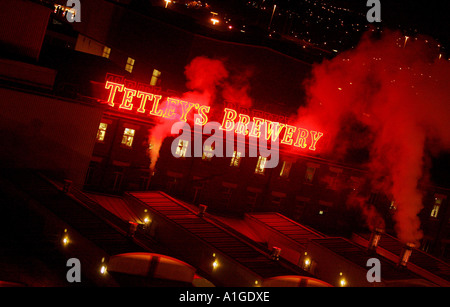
[103,74,324,151]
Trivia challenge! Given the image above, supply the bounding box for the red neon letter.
[149,95,163,117]
[220,108,237,131]
[309,131,324,151]
[235,114,251,135]
[280,125,297,145]
[136,91,153,113]
[179,101,199,122]
[119,88,136,110]
[248,117,265,138]
[264,120,286,142]
[105,81,124,107]
[195,105,211,126]
[293,128,309,148]
[163,98,179,119]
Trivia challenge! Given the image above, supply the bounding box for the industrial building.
[0,0,449,287]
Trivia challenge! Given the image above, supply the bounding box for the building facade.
[1,0,449,262]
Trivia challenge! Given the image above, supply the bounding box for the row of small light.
[60,208,153,277]
[303,252,347,287]
[211,252,260,286]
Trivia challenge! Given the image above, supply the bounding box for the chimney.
[367,228,384,252]
[271,246,281,260]
[398,242,415,268]
[197,204,207,217]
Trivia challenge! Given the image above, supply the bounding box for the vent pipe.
[197,204,207,217]
[368,228,384,252]
[271,246,281,260]
[398,243,415,268]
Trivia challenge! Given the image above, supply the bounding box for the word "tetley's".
[104,80,324,152]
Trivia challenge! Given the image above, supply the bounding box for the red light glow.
[104,79,324,152]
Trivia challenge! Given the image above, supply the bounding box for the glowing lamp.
[211,18,219,25]
[100,265,107,274]
[100,257,107,275]
[164,0,171,8]
[62,229,70,246]
[212,260,219,269]
[339,272,347,287]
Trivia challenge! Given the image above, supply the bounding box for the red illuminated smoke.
[148,56,253,171]
[297,29,450,244]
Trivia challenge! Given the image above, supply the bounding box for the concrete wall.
[0,86,104,186]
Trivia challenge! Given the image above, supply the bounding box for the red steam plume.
[148,56,253,172]
[296,29,450,244]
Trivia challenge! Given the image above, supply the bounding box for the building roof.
[310,237,428,283]
[245,212,325,248]
[355,232,450,284]
[127,191,311,279]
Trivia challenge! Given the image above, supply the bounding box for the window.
[271,192,286,207]
[112,171,124,192]
[230,151,241,167]
[317,201,332,215]
[96,123,108,142]
[102,46,111,59]
[349,176,362,192]
[431,197,443,218]
[192,178,204,204]
[221,182,237,207]
[280,161,292,178]
[202,144,214,161]
[326,167,343,190]
[294,197,309,221]
[175,139,189,158]
[121,128,135,147]
[318,205,328,215]
[305,166,316,183]
[246,187,261,210]
[255,156,267,174]
[125,57,135,73]
[150,69,161,86]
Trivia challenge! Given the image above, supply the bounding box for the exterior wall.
[85,113,155,193]
[123,193,264,287]
[0,86,104,186]
[305,241,375,287]
[0,0,51,60]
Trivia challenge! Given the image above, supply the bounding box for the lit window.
[305,166,316,183]
[175,139,189,158]
[150,69,161,86]
[280,161,292,178]
[255,156,267,174]
[125,57,135,73]
[121,128,135,147]
[96,123,108,142]
[203,144,214,161]
[102,46,111,59]
[430,197,443,218]
[230,151,241,167]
